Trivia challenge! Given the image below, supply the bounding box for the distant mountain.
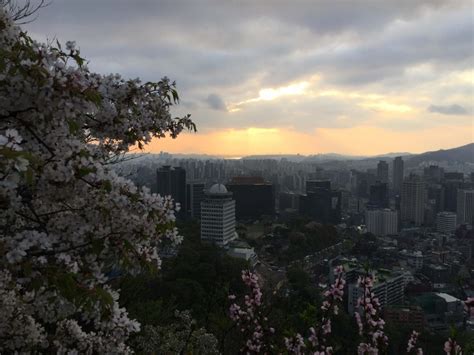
[302,153,367,162]
[406,143,474,166]
[373,152,412,158]
[242,154,306,161]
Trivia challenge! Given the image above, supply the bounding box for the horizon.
[25,0,474,156]
[137,139,473,158]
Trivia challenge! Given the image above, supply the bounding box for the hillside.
[406,143,474,166]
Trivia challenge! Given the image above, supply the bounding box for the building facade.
[393,157,404,195]
[200,184,236,246]
[348,271,405,315]
[436,211,457,234]
[401,175,425,226]
[156,166,187,220]
[457,189,474,225]
[366,208,398,236]
[226,176,274,220]
[186,181,205,220]
[377,160,389,184]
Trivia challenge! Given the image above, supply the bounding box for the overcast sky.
[25,0,474,156]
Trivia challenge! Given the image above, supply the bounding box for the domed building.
[200,184,236,246]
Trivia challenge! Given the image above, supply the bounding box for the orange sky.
[144,124,474,156]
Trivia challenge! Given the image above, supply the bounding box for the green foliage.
[119,221,248,352]
[284,222,341,261]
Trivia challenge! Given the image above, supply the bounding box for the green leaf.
[95,287,114,308]
[102,180,112,192]
[84,88,102,106]
[77,167,96,178]
[67,119,80,134]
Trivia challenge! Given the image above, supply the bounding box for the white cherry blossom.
[0,7,194,353]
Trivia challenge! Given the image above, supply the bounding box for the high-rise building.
[156,166,187,220]
[424,165,444,184]
[201,184,236,246]
[369,181,389,208]
[226,176,274,220]
[186,181,205,220]
[393,157,404,195]
[436,211,457,234]
[366,208,398,236]
[377,160,389,184]
[300,180,341,224]
[457,189,474,225]
[401,175,425,226]
[443,173,464,212]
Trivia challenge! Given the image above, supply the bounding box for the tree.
[0,7,194,353]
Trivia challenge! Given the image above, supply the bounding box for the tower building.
[201,184,236,246]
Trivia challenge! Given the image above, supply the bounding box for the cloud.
[23,0,473,154]
[428,104,468,115]
[204,94,227,111]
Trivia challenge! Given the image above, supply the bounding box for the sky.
[25,0,474,156]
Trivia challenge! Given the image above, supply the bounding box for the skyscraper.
[443,172,464,212]
[300,180,341,224]
[377,160,389,184]
[186,181,205,220]
[369,181,389,208]
[156,166,187,220]
[401,175,425,226]
[226,176,274,220]
[393,157,404,195]
[457,189,474,225]
[201,184,236,246]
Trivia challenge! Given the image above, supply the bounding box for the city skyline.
[25,0,473,155]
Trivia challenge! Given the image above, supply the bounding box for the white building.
[366,208,398,236]
[457,189,474,225]
[436,211,457,234]
[200,184,236,246]
[227,240,258,267]
[348,270,405,315]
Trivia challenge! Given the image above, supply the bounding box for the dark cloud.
[204,94,227,111]
[22,0,473,132]
[428,104,468,115]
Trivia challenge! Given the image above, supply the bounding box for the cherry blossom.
[0,7,193,353]
[406,330,423,354]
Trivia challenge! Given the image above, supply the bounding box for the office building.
[369,181,389,208]
[186,181,205,220]
[200,184,236,246]
[226,176,274,220]
[424,165,444,184]
[436,211,457,234]
[457,189,474,225]
[156,166,187,220]
[377,160,389,184]
[300,180,341,224]
[393,157,404,195]
[443,172,464,212]
[366,208,398,236]
[401,175,425,226]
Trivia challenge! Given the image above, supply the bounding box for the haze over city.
[25,0,474,156]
